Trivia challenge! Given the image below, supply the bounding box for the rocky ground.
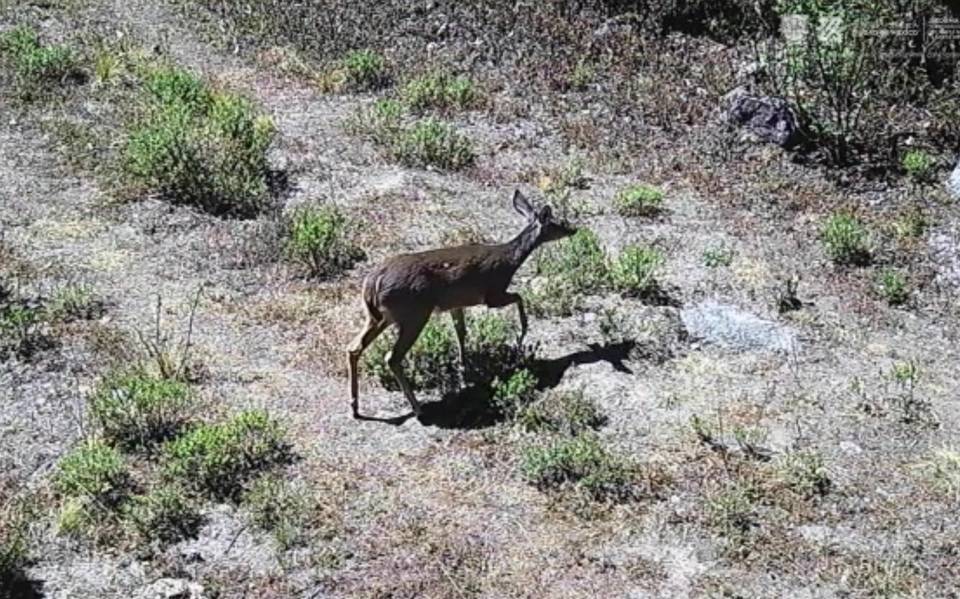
[2,1,960,598]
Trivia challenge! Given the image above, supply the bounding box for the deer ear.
[512,189,535,220]
[538,205,553,222]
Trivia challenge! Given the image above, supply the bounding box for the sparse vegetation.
[901,149,935,183]
[491,368,539,418]
[703,246,735,268]
[613,184,664,217]
[918,448,960,502]
[521,433,638,503]
[0,25,82,102]
[124,65,276,216]
[364,311,528,394]
[123,484,202,544]
[401,70,482,112]
[531,229,609,316]
[244,475,311,549]
[163,410,290,499]
[55,439,129,505]
[610,246,664,297]
[352,103,475,170]
[0,301,44,359]
[875,269,909,306]
[46,283,102,322]
[820,212,870,265]
[705,480,759,551]
[285,205,365,278]
[89,369,196,450]
[0,499,32,592]
[517,389,606,435]
[776,450,830,498]
[322,49,387,92]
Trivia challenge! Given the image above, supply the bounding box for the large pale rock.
[681,300,798,353]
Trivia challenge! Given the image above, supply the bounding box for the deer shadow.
[418,340,637,430]
[3,577,45,599]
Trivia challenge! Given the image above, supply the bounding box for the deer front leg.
[450,308,467,370]
[385,310,430,417]
[486,292,527,347]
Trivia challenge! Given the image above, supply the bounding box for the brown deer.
[347,189,576,419]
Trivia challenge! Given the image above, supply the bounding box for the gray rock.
[681,300,798,353]
[724,87,799,147]
[137,578,206,599]
[947,159,960,199]
[929,223,960,291]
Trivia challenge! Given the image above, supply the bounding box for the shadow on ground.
[418,340,637,430]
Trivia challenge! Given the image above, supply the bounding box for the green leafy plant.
[491,368,539,418]
[123,484,202,544]
[901,149,935,183]
[521,433,636,502]
[341,49,387,91]
[285,206,365,278]
[401,70,482,112]
[392,118,475,169]
[46,283,102,322]
[705,480,760,550]
[776,450,831,497]
[875,269,908,306]
[244,475,311,550]
[163,410,290,500]
[89,369,196,450]
[0,26,81,101]
[613,184,664,217]
[703,246,735,268]
[610,246,664,296]
[820,212,870,265]
[0,302,43,358]
[55,439,128,505]
[517,389,606,435]
[124,65,276,216]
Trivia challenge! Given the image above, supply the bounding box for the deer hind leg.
[450,308,467,369]
[386,309,431,416]
[347,316,389,418]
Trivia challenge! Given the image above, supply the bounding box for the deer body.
[347,190,575,419]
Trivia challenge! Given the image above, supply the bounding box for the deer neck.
[504,221,541,271]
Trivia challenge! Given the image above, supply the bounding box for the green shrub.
[244,475,310,549]
[875,269,909,306]
[0,302,43,358]
[491,368,539,418]
[893,208,928,241]
[123,484,202,544]
[517,389,606,435]
[901,149,935,183]
[820,212,870,265]
[703,246,735,268]
[776,450,830,498]
[521,433,636,502]
[610,246,664,296]
[55,439,128,504]
[401,70,481,112]
[392,118,475,169]
[613,184,663,217]
[163,410,290,499]
[0,26,81,101]
[705,481,759,547]
[124,65,276,216]
[46,283,102,322]
[536,228,609,294]
[89,369,195,450]
[364,312,526,394]
[285,206,365,278]
[341,49,387,91]
[57,496,97,538]
[0,502,30,590]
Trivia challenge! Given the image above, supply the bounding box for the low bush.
[902,149,936,183]
[163,410,290,500]
[0,26,82,102]
[517,389,606,435]
[820,212,870,265]
[401,70,481,113]
[285,205,365,278]
[610,246,664,297]
[364,312,527,394]
[0,500,31,592]
[0,302,44,359]
[875,269,909,306]
[535,228,609,296]
[521,433,636,502]
[123,484,202,544]
[55,439,129,505]
[89,369,195,450]
[46,283,103,322]
[351,102,475,170]
[123,65,276,216]
[775,451,831,498]
[244,475,311,549]
[491,368,539,418]
[323,49,388,92]
[613,184,664,217]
